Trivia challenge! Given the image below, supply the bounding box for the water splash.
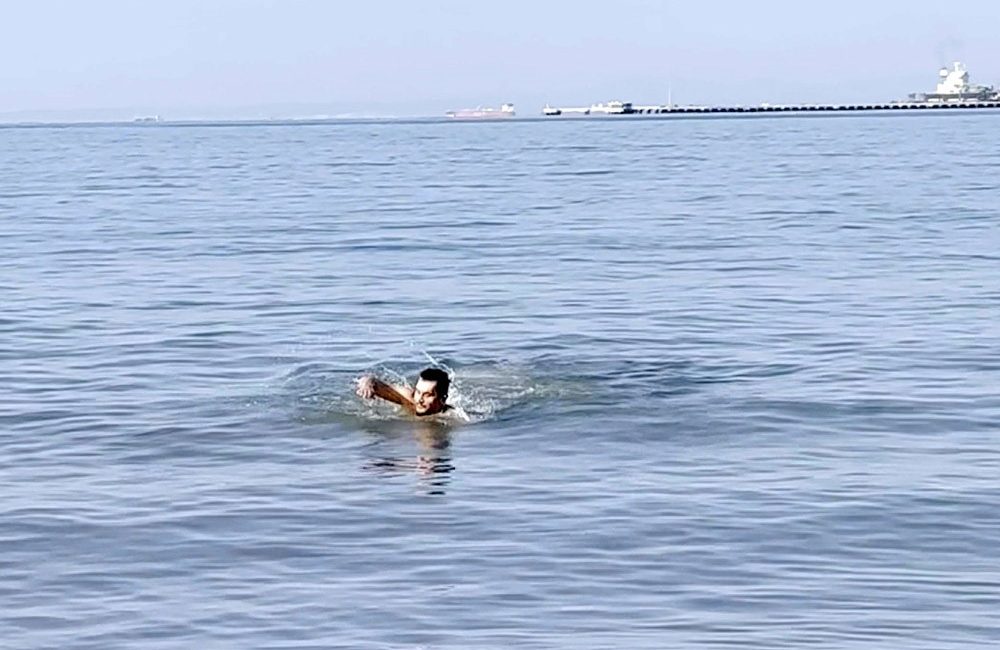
[277,357,556,426]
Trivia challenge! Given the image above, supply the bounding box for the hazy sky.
[1,0,998,120]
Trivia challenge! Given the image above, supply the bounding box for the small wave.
[546,169,615,177]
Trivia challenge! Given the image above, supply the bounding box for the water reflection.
[362,421,455,495]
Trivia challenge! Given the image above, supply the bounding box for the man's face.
[412,378,445,415]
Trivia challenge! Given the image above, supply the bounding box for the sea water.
[3,113,1000,648]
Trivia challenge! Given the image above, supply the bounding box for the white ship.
[908,62,999,103]
[446,103,515,119]
[542,100,635,116]
[588,100,634,115]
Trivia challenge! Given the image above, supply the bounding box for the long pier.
[541,100,1000,117]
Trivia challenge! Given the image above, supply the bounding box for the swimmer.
[356,367,452,417]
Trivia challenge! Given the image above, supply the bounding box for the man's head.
[412,367,450,415]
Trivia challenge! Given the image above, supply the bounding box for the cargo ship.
[908,62,999,103]
[446,103,515,119]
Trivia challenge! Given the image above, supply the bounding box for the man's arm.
[356,376,415,413]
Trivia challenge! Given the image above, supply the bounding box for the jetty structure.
[541,63,1000,117]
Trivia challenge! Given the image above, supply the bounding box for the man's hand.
[356,375,375,399]
[355,375,415,412]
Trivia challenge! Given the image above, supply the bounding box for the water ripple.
[3,115,1000,648]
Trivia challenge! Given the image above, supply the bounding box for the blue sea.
[3,113,1000,649]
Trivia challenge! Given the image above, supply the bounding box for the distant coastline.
[5,63,998,126]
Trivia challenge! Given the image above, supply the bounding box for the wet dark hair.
[419,367,450,400]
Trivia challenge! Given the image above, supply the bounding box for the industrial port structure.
[541,62,1000,117]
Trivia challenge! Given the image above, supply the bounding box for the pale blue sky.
[1,0,998,120]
